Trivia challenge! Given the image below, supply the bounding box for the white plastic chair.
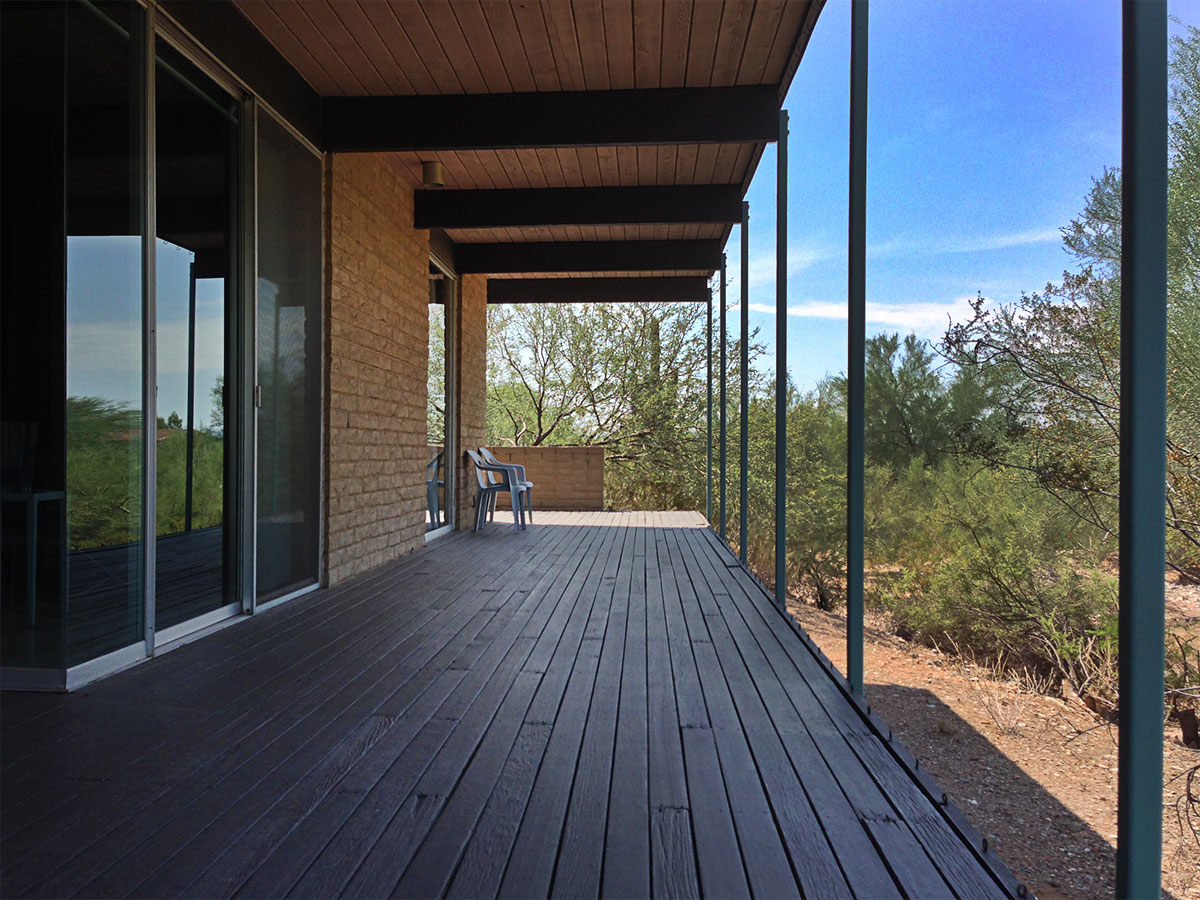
[479,447,534,524]
[465,448,526,532]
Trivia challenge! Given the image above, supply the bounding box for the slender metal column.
[142,3,158,654]
[846,0,868,695]
[706,281,714,523]
[719,254,728,539]
[184,262,196,533]
[1118,3,1167,896]
[739,201,750,564]
[775,111,789,607]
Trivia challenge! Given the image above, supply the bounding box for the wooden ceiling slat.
[447,150,490,189]
[255,0,353,94]
[693,143,720,185]
[616,146,639,185]
[534,148,567,188]
[556,148,584,187]
[603,0,636,91]
[596,146,621,187]
[576,147,604,187]
[519,148,550,189]
[658,0,692,89]
[326,2,415,95]
[632,0,663,89]
[541,1,586,91]
[383,1,470,94]
[712,142,740,184]
[509,1,560,92]
[239,1,338,95]
[493,148,532,188]
[710,0,754,87]
[674,143,700,184]
[289,2,373,94]
[657,144,678,186]
[414,1,489,93]
[684,0,723,88]
[738,0,789,84]
[307,2,395,95]
[448,1,514,93]
[731,142,754,182]
[763,0,813,87]
[478,1,538,93]
[636,145,657,186]
[572,1,610,91]
[476,149,515,189]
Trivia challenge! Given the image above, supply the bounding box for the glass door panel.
[255,114,321,601]
[154,38,239,630]
[427,272,454,533]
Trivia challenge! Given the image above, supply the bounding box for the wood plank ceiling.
[233,0,823,298]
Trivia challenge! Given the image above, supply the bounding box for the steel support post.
[739,201,750,565]
[719,254,728,540]
[707,281,714,524]
[847,0,868,695]
[1117,3,1167,896]
[775,111,789,608]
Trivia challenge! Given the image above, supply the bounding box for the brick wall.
[482,446,605,511]
[325,153,429,584]
[455,274,487,529]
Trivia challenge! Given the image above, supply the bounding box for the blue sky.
[724,0,1198,391]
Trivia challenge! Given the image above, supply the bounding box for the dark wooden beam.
[457,240,721,274]
[415,185,742,229]
[160,0,322,147]
[487,276,710,304]
[323,86,778,152]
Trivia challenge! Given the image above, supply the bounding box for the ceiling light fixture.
[421,160,445,189]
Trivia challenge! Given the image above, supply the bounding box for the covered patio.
[0,512,1019,898]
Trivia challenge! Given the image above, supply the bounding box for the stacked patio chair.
[478,446,534,525]
[465,448,527,532]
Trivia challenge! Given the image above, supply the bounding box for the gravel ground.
[789,588,1200,900]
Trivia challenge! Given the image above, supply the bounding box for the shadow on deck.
[1,511,1021,898]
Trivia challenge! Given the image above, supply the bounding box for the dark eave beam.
[457,240,721,275]
[488,276,710,304]
[415,185,742,229]
[324,85,779,152]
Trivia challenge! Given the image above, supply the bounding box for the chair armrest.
[474,462,522,490]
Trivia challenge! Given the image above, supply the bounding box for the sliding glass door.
[255,113,322,601]
[153,37,240,631]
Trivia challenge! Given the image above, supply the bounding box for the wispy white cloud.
[727,242,839,289]
[869,228,1060,258]
[729,294,981,335]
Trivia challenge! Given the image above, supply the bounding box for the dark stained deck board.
[685,525,1011,899]
[600,518,651,899]
[495,520,629,899]
[7,522,578,890]
[25,522,592,900]
[646,529,702,897]
[5,540,512,895]
[1,512,1017,900]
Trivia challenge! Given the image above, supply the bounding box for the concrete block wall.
[325,153,429,584]
[483,446,605,511]
[455,274,488,530]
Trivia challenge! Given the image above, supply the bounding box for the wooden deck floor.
[1,511,1021,899]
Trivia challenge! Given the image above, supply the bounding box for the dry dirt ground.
[789,585,1200,900]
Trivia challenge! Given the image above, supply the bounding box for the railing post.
[846,0,868,696]
[706,279,713,524]
[775,110,788,608]
[739,201,750,565]
[1118,2,1167,896]
[719,254,728,540]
